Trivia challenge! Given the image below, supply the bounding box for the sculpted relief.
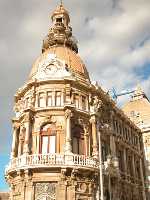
[35,54,72,80]
[35,182,56,200]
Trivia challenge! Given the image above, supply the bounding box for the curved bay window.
[72,125,85,155]
[40,124,57,154]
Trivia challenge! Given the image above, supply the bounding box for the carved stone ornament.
[77,182,87,193]
[35,182,56,200]
[90,95,103,114]
[35,54,71,80]
[14,98,25,117]
[65,109,72,119]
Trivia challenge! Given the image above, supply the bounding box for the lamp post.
[97,123,104,200]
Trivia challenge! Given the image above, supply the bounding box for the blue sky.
[0,156,9,190]
[0,0,150,190]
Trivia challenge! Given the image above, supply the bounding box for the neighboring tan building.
[5,3,147,200]
[123,86,150,198]
[0,192,9,200]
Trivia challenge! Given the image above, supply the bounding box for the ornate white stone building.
[123,86,150,199]
[5,3,147,200]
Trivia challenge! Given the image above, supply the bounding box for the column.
[65,109,72,153]
[90,115,98,158]
[11,124,19,158]
[36,132,40,154]
[23,113,32,154]
[18,127,25,156]
[123,148,127,179]
[84,133,89,156]
[18,140,23,156]
[132,154,136,179]
[110,135,116,157]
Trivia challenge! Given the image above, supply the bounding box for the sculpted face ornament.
[35,54,71,80]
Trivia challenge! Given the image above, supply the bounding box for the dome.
[28,46,90,81]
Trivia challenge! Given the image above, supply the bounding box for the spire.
[42,3,78,53]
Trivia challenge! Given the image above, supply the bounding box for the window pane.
[73,138,78,154]
[42,136,48,154]
[56,92,61,106]
[47,92,53,107]
[79,139,84,155]
[75,94,79,108]
[49,136,56,153]
[82,96,86,110]
[39,93,45,107]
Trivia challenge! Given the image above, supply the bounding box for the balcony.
[6,153,99,174]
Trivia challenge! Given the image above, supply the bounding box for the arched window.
[72,125,85,155]
[40,124,56,154]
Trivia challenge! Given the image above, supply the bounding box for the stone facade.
[5,3,147,200]
[123,86,150,199]
[0,192,9,200]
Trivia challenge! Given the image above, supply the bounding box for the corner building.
[6,4,147,200]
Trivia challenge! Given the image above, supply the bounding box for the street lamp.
[97,122,104,200]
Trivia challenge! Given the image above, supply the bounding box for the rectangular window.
[75,94,80,108]
[42,136,49,154]
[82,96,86,110]
[101,143,107,162]
[79,138,84,155]
[47,91,53,107]
[39,92,45,107]
[56,17,62,23]
[56,91,61,106]
[49,136,56,154]
[118,150,124,171]
[41,135,56,154]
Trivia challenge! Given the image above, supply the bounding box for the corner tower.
[5,4,98,200]
[5,3,147,200]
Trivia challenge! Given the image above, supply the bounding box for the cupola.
[42,2,78,53]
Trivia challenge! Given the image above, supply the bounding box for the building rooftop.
[122,86,150,130]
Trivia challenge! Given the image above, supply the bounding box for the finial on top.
[60,0,63,5]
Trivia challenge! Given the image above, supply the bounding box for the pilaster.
[23,112,33,155]
[90,115,98,158]
[64,109,72,154]
[11,122,20,158]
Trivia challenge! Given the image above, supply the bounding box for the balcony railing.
[6,153,99,173]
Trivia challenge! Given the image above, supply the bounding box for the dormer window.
[56,17,63,23]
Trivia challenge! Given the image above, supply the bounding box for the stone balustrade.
[5,153,99,173]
